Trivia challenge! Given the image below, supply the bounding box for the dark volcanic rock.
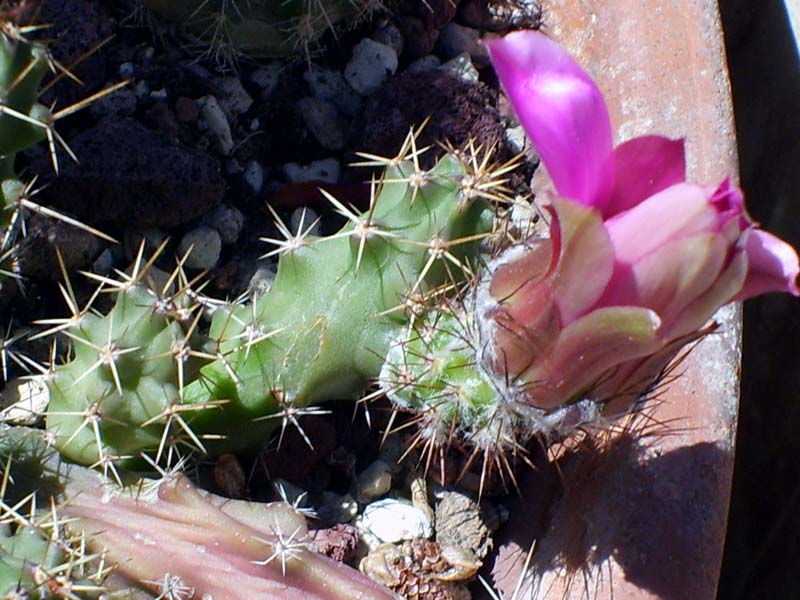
[359,68,508,168]
[31,118,225,228]
[395,0,459,57]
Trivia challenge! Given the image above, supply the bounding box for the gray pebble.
[371,24,404,56]
[178,226,222,270]
[283,158,340,184]
[119,62,134,78]
[303,68,361,117]
[216,76,253,117]
[441,53,480,85]
[298,97,347,150]
[318,492,359,524]
[406,55,441,73]
[505,125,527,154]
[92,248,114,275]
[345,38,398,95]
[247,263,277,298]
[243,160,265,194]
[90,88,137,119]
[437,23,489,67]
[207,203,245,244]
[355,460,393,503]
[149,88,168,101]
[133,80,150,98]
[200,95,234,155]
[250,62,284,99]
[290,207,321,237]
[123,227,167,261]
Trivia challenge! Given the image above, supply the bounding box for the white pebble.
[200,96,234,155]
[178,226,222,270]
[345,38,398,95]
[355,498,433,548]
[283,158,340,184]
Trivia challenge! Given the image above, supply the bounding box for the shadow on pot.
[488,423,729,600]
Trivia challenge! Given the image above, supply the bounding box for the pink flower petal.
[605,183,723,264]
[734,229,800,300]
[519,306,662,410]
[605,136,686,217]
[548,197,616,323]
[486,30,614,210]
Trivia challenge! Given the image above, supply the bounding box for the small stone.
[434,490,493,559]
[440,53,480,85]
[206,203,245,244]
[243,160,265,194]
[150,87,168,100]
[249,118,260,132]
[92,247,114,275]
[319,492,359,524]
[406,55,442,73]
[437,23,489,67]
[371,24,404,56]
[119,62,134,78]
[345,38,398,95]
[216,76,253,117]
[0,376,49,425]
[133,79,149,98]
[225,157,244,175]
[178,226,222,270]
[355,499,433,549]
[355,460,393,502]
[247,263,276,298]
[123,228,167,261]
[200,95,234,155]
[283,158,340,184]
[175,96,199,123]
[504,125,527,154]
[290,207,321,237]
[298,97,347,150]
[214,454,247,499]
[250,62,284,98]
[89,88,136,119]
[272,478,309,508]
[303,68,361,117]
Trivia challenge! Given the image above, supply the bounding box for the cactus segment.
[46,146,502,467]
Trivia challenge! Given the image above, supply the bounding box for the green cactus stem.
[46,139,513,469]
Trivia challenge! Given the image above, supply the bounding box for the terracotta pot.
[488,2,740,598]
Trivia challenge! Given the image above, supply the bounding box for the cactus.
[0,427,109,599]
[46,136,512,469]
[143,0,388,62]
[0,427,396,599]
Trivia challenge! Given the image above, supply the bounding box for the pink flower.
[480,31,799,412]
